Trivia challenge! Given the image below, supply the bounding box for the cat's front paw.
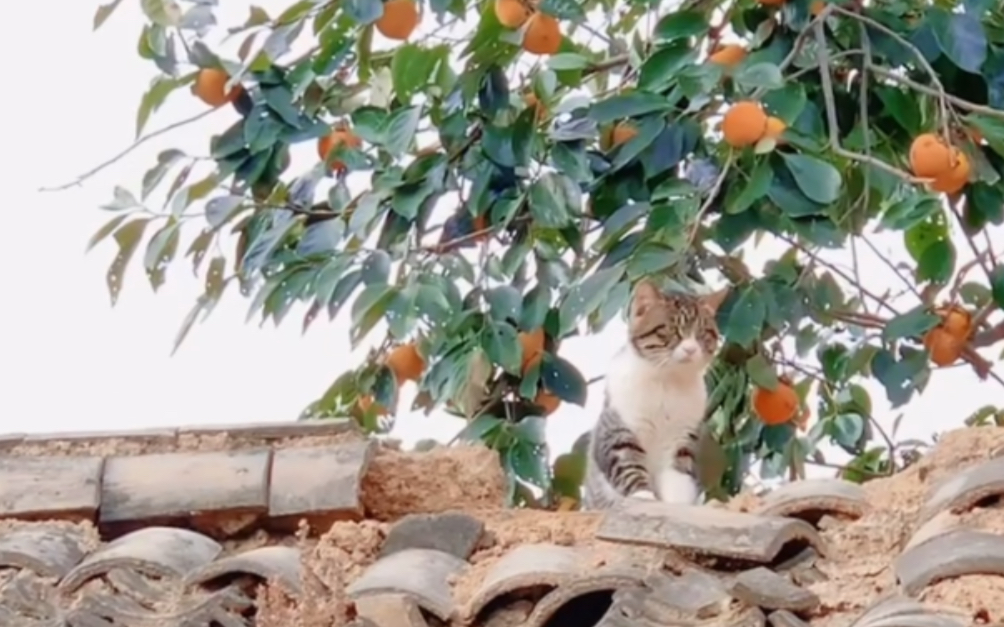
[630,489,657,501]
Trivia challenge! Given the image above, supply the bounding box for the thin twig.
[811,20,922,183]
[40,108,218,192]
[861,236,922,300]
[868,66,1004,121]
[832,5,952,137]
[686,153,732,249]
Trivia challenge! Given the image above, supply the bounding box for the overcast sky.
[3,0,1000,484]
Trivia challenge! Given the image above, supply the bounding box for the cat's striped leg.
[590,407,656,501]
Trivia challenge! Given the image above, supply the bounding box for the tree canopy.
[79,0,1004,507]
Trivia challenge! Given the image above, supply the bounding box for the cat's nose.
[681,343,697,355]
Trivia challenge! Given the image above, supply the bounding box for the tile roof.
[1,422,1003,626]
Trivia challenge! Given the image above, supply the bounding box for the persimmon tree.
[72,0,1004,506]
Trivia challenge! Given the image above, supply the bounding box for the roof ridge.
[0,418,359,450]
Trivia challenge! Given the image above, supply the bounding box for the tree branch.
[40,108,218,193]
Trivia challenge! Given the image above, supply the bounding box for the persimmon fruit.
[317,127,362,171]
[929,149,970,194]
[534,390,561,415]
[923,327,964,367]
[937,304,973,340]
[601,121,637,151]
[193,68,241,107]
[909,133,955,178]
[495,0,533,28]
[376,0,419,40]
[524,92,547,123]
[752,382,799,426]
[386,343,425,383]
[764,116,787,142]
[722,101,769,148]
[708,44,746,66]
[519,328,545,372]
[522,12,561,55]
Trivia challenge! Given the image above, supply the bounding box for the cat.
[581,279,729,510]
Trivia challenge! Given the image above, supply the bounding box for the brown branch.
[811,20,924,184]
[40,109,218,192]
[868,66,1004,121]
[780,233,902,317]
[831,5,953,137]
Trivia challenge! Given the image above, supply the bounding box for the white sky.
[3,0,1000,485]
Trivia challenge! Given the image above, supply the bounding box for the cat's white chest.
[606,351,706,435]
[605,348,706,503]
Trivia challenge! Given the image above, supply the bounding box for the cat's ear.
[630,280,662,318]
[699,286,730,313]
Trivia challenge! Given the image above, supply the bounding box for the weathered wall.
[2,422,1004,626]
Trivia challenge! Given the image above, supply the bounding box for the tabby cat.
[581,280,729,509]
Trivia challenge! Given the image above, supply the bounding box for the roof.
[1,421,1003,626]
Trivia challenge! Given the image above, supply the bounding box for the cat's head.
[628,280,729,371]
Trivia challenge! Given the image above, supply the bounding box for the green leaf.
[136,76,187,138]
[143,221,181,291]
[508,440,550,490]
[483,320,522,374]
[745,354,779,390]
[989,264,1004,309]
[391,44,445,103]
[722,284,765,348]
[261,85,302,127]
[637,43,695,93]
[141,149,185,199]
[350,283,396,343]
[879,194,940,231]
[871,348,926,408]
[205,195,245,229]
[762,83,807,124]
[904,215,949,264]
[538,0,585,20]
[241,213,300,275]
[547,53,590,70]
[916,238,956,284]
[141,0,182,26]
[780,153,842,204]
[874,86,921,136]
[382,106,421,156]
[86,214,130,252]
[94,0,124,30]
[882,308,939,342]
[520,284,550,331]
[486,285,523,322]
[541,353,588,405]
[733,62,784,91]
[106,218,153,306]
[558,266,624,335]
[299,219,344,256]
[100,186,143,212]
[653,10,707,42]
[457,414,504,443]
[589,92,673,124]
[831,414,865,450]
[928,8,987,74]
[726,161,772,214]
[552,450,586,498]
[529,172,579,228]
[361,250,392,284]
[343,0,384,25]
